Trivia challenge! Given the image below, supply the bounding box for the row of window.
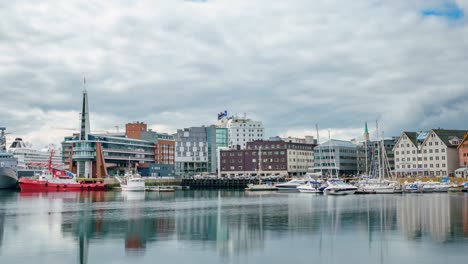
[397,163,446,169]
[396,148,446,155]
[222,164,286,171]
[396,155,446,162]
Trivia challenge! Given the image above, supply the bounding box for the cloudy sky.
[1,0,467,149]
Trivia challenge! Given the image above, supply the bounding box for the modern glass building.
[62,134,156,177]
[314,139,357,177]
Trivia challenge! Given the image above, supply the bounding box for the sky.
[1,0,467,149]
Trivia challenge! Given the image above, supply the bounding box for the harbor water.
[1,190,468,264]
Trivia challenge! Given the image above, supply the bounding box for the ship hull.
[0,167,18,189]
[18,178,106,192]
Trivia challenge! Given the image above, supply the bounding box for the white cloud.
[1,0,467,148]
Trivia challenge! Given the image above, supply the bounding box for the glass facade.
[216,128,228,148]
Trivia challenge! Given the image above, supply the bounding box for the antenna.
[315,124,319,144]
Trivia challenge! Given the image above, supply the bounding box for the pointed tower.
[364,121,370,141]
[80,90,90,140]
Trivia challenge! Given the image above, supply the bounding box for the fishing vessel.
[18,150,105,191]
[0,128,18,189]
[116,165,146,192]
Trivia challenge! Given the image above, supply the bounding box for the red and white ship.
[18,150,106,192]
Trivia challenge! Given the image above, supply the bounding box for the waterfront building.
[280,136,317,144]
[313,139,357,176]
[174,125,229,176]
[456,133,468,177]
[63,134,156,177]
[123,122,176,176]
[62,92,158,178]
[394,129,468,177]
[125,122,147,139]
[217,114,264,149]
[393,132,425,177]
[175,126,212,176]
[219,139,315,177]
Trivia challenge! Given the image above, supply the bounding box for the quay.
[182,178,263,189]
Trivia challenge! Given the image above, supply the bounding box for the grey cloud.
[0,0,467,147]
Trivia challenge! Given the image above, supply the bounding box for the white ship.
[0,128,18,189]
[7,138,63,177]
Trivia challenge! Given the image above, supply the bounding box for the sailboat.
[357,124,399,194]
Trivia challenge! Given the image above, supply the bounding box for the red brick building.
[220,140,315,177]
[126,122,147,139]
[458,133,468,167]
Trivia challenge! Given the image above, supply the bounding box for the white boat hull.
[121,185,145,192]
[361,186,395,194]
[298,188,321,193]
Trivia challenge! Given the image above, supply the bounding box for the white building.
[393,129,467,177]
[393,132,425,176]
[217,115,264,150]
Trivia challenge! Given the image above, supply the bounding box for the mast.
[376,120,380,180]
[364,121,369,176]
[0,127,6,151]
[316,124,322,177]
[328,130,332,177]
[258,145,262,176]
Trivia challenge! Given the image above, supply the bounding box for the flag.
[217,110,228,120]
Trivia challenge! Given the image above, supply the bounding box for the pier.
[182,178,257,189]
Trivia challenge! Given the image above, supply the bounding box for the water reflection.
[0,191,467,264]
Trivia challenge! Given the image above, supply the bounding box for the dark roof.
[458,133,468,149]
[403,132,418,146]
[432,129,468,147]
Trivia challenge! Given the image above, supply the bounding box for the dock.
[182,178,257,189]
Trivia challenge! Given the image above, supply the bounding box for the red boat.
[18,150,106,192]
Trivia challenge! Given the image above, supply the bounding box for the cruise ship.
[8,138,63,177]
[0,128,18,189]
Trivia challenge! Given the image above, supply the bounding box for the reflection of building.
[398,194,451,241]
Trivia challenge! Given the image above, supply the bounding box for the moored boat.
[146,186,175,192]
[18,150,105,192]
[297,180,323,193]
[275,179,308,191]
[245,183,278,191]
[116,169,145,192]
[324,179,357,195]
[0,128,18,189]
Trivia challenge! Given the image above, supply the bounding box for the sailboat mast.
[376,120,380,180]
[328,130,332,177]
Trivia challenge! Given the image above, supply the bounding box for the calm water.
[1,190,468,264]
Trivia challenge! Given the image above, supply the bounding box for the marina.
[1,190,468,264]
